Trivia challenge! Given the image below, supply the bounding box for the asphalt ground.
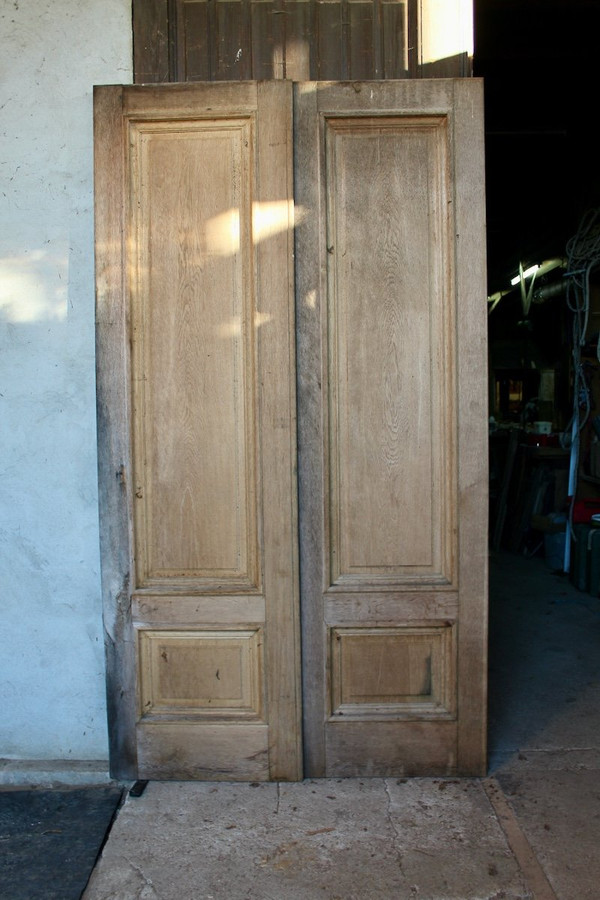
[0,785,124,900]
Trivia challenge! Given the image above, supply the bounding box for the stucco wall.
[0,0,132,762]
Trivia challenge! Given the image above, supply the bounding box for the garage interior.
[480,0,600,572]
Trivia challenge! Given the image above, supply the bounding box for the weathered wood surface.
[295,79,487,777]
[137,722,270,780]
[95,81,302,781]
[133,0,471,84]
[453,78,489,775]
[94,85,138,780]
[96,77,487,781]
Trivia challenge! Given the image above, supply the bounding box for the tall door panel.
[295,79,488,777]
[94,81,302,781]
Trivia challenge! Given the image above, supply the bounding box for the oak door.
[295,79,488,777]
[95,78,488,781]
[94,81,302,781]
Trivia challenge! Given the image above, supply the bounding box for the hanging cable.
[562,208,600,571]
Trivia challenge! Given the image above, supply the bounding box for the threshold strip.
[482,777,557,900]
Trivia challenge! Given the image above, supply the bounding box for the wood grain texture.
[325,114,454,588]
[294,82,327,775]
[95,81,301,781]
[133,0,171,83]
[324,591,458,624]
[255,80,303,780]
[138,628,264,718]
[330,624,455,717]
[133,0,472,85]
[382,0,407,78]
[295,79,486,777]
[137,722,270,780]
[129,117,257,587]
[94,85,138,780]
[134,0,417,83]
[452,78,489,775]
[97,77,486,781]
[326,720,458,776]
[133,593,266,625]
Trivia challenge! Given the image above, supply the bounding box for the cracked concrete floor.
[83,777,532,900]
[83,551,600,899]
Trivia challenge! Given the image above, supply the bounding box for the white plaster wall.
[0,0,132,761]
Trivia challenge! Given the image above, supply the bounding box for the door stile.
[294,82,328,775]
[254,81,303,779]
[94,84,138,779]
[453,78,489,774]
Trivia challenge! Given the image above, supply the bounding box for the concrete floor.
[81,549,600,900]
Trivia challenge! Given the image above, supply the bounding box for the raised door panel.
[325,114,455,587]
[95,81,301,781]
[295,79,488,777]
[130,117,258,588]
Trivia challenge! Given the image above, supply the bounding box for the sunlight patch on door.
[203,201,307,257]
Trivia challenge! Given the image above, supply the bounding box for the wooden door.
[132,0,474,85]
[295,79,488,777]
[94,81,302,781]
[95,78,488,781]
